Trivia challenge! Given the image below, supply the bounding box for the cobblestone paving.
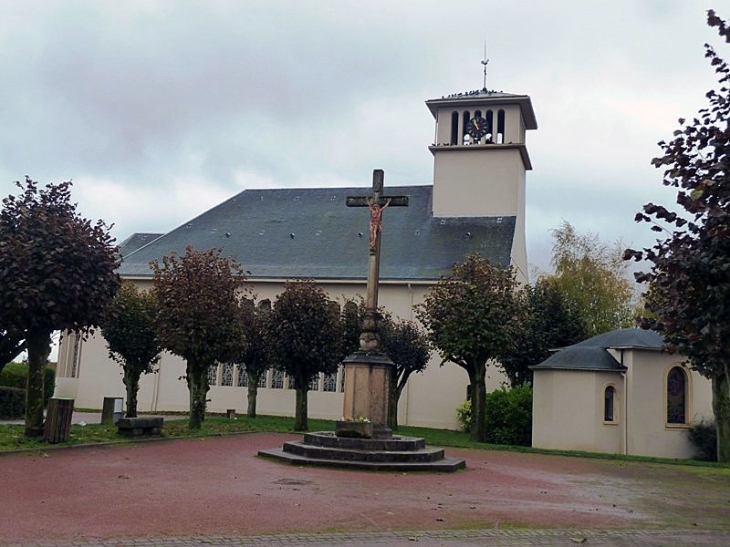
[6,529,730,547]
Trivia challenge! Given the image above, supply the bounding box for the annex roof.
[119,185,516,281]
[531,328,664,372]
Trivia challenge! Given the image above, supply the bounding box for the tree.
[499,278,586,386]
[0,178,120,437]
[233,298,272,418]
[101,282,161,418]
[547,221,634,338]
[380,318,430,430]
[268,280,342,431]
[417,255,522,442]
[151,246,248,429]
[625,10,730,463]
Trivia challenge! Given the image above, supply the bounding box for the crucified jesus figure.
[367,197,391,250]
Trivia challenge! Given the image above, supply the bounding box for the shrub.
[0,386,25,419]
[455,384,533,446]
[687,420,717,462]
[0,363,55,406]
[485,384,533,446]
[456,399,472,432]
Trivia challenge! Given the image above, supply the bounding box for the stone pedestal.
[338,350,393,439]
[101,397,123,425]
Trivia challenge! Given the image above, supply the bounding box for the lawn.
[0,413,727,472]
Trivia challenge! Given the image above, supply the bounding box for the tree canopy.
[231,298,272,418]
[546,221,634,338]
[101,282,161,418]
[417,255,522,442]
[380,317,430,429]
[151,246,248,429]
[625,10,730,463]
[268,280,342,431]
[500,278,586,386]
[0,177,120,436]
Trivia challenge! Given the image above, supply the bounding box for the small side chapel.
[55,86,538,430]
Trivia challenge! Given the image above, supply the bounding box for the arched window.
[485,110,494,143]
[497,109,505,143]
[667,367,688,424]
[604,386,616,422]
[450,111,459,145]
[462,110,470,143]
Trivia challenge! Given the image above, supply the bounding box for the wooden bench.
[116,417,164,437]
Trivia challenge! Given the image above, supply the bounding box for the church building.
[55,87,538,430]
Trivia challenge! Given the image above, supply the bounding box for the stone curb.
[5,528,730,547]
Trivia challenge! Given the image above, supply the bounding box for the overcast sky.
[0,1,725,276]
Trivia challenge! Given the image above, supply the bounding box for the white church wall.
[55,277,475,430]
[532,369,623,454]
[625,350,713,459]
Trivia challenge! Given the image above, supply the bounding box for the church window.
[323,372,337,392]
[450,111,459,144]
[236,364,248,387]
[207,364,218,387]
[667,367,688,424]
[497,109,505,143]
[258,371,267,388]
[604,386,616,422]
[272,370,284,389]
[221,363,234,387]
[309,374,320,391]
[461,110,470,142]
[485,110,494,142]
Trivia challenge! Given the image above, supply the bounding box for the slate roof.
[118,233,163,258]
[119,185,516,281]
[531,328,665,372]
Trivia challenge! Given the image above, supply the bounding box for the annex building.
[56,87,537,430]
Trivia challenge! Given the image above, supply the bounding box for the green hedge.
[0,386,25,419]
[456,384,533,446]
[0,363,56,406]
[484,384,533,446]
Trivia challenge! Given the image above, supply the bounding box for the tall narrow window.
[485,110,494,142]
[462,110,470,143]
[667,367,687,424]
[271,370,284,389]
[604,386,616,422]
[236,364,248,387]
[207,364,218,387]
[497,109,505,143]
[450,111,459,145]
[221,363,234,387]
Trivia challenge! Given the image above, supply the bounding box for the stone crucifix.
[346,169,409,352]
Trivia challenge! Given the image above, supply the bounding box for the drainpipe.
[403,282,415,425]
[620,349,628,455]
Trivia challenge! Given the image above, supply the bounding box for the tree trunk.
[713,367,730,464]
[247,373,259,418]
[387,372,408,431]
[294,386,308,431]
[470,364,487,443]
[24,328,51,438]
[187,363,206,429]
[122,368,141,418]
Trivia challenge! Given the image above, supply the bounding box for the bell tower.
[426,86,537,280]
